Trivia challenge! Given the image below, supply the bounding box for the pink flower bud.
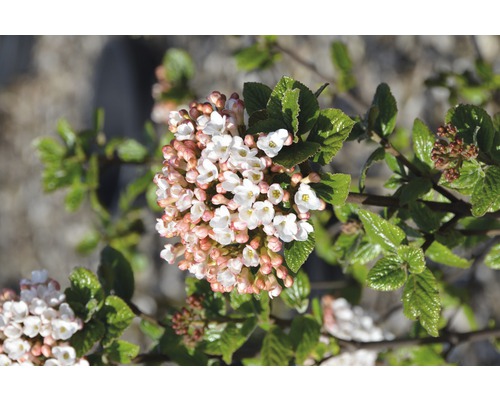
[199,238,212,251]
[185,169,199,183]
[284,275,294,288]
[318,199,326,211]
[282,191,290,202]
[232,219,247,231]
[193,225,209,239]
[249,237,261,250]
[244,135,256,147]
[212,194,229,205]
[227,200,239,211]
[284,134,293,146]
[189,106,201,119]
[210,248,222,259]
[259,264,272,275]
[202,210,214,222]
[267,236,282,252]
[42,344,52,358]
[216,183,226,194]
[298,211,311,220]
[178,260,190,271]
[258,181,269,194]
[291,173,303,186]
[235,232,250,243]
[194,188,206,201]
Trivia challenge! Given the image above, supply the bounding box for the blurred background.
[1,35,499,363]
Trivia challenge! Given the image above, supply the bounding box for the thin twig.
[126,300,168,328]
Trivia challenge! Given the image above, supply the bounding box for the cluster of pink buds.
[0,270,88,366]
[154,90,325,298]
[171,295,205,348]
[431,123,478,182]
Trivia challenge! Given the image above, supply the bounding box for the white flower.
[155,218,168,237]
[44,359,60,366]
[196,159,219,185]
[9,301,29,322]
[242,169,263,184]
[211,227,235,246]
[51,319,80,341]
[190,200,206,221]
[210,205,231,229]
[267,183,284,205]
[23,316,42,338]
[3,322,23,339]
[295,220,314,241]
[3,338,30,361]
[209,134,233,162]
[217,269,236,288]
[30,270,49,284]
[230,137,257,164]
[242,246,259,267]
[294,183,321,213]
[160,244,176,264]
[233,179,260,207]
[0,313,9,329]
[221,171,241,193]
[263,223,277,236]
[174,121,195,141]
[242,156,266,171]
[175,189,194,212]
[188,262,207,280]
[52,346,77,366]
[273,214,298,242]
[253,200,275,225]
[238,206,260,230]
[0,354,12,366]
[203,111,227,136]
[59,303,75,321]
[168,111,183,129]
[196,114,210,130]
[257,129,289,157]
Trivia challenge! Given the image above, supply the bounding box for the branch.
[126,300,168,328]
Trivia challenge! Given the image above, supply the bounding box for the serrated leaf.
[261,326,293,366]
[284,232,315,273]
[358,209,405,252]
[243,82,272,116]
[282,88,300,133]
[445,104,494,152]
[272,141,320,169]
[485,243,500,269]
[309,108,355,165]
[281,270,310,313]
[412,118,435,170]
[106,340,140,364]
[267,76,319,135]
[426,241,471,268]
[65,267,105,321]
[408,202,444,233]
[65,182,86,212]
[402,268,441,337]
[351,240,381,265]
[399,178,432,206]
[471,166,500,217]
[289,315,321,365]
[70,320,105,358]
[246,118,287,135]
[116,139,148,163]
[99,295,135,347]
[440,159,484,195]
[367,256,407,291]
[398,245,426,274]
[98,246,135,302]
[359,147,385,192]
[370,83,398,137]
[311,173,351,206]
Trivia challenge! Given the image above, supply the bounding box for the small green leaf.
[370,83,398,137]
[139,320,164,341]
[311,173,351,206]
[402,268,441,337]
[76,230,101,255]
[65,267,105,321]
[412,118,435,170]
[471,166,500,217]
[289,315,321,365]
[330,41,356,92]
[272,141,320,169]
[106,340,140,364]
[86,154,99,190]
[246,118,287,135]
[309,108,355,165]
[65,182,86,212]
[367,256,407,291]
[98,246,135,302]
[99,295,135,347]
[408,202,444,233]
[398,245,426,274]
[116,139,148,163]
[163,48,195,84]
[35,137,66,164]
[485,243,500,269]
[281,270,310,313]
[243,82,273,116]
[284,232,315,273]
[267,76,319,135]
[57,119,77,149]
[119,170,155,212]
[399,178,432,206]
[426,241,471,268]
[234,43,279,71]
[261,326,293,366]
[440,159,484,195]
[359,147,385,192]
[282,88,300,133]
[358,209,406,252]
[70,320,105,358]
[229,291,253,312]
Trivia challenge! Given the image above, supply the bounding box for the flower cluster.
[171,295,205,348]
[431,123,478,182]
[0,270,88,366]
[154,91,325,297]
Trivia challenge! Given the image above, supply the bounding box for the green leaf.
[163,48,195,84]
[234,43,279,71]
[439,159,484,195]
[272,141,320,169]
[309,108,355,165]
[35,137,66,164]
[330,41,356,92]
[261,326,293,366]
[314,83,329,98]
[139,320,164,341]
[229,291,253,311]
[119,169,155,212]
[359,147,385,192]
[412,118,435,170]
[426,241,471,268]
[70,320,105,358]
[76,230,101,255]
[289,315,321,365]
[370,83,398,137]
[267,76,319,135]
[98,246,135,302]
[245,118,287,135]
[106,340,140,364]
[485,243,500,269]
[57,119,77,149]
[351,240,382,265]
[311,173,351,206]
[398,245,426,274]
[116,139,148,163]
[408,202,444,233]
[99,295,135,347]
[281,270,310,313]
[86,154,99,190]
[358,209,406,252]
[471,166,500,217]
[399,178,432,206]
[402,268,441,337]
[65,182,86,212]
[282,88,300,133]
[367,256,407,291]
[243,82,273,116]
[284,231,315,273]
[65,267,105,321]
[445,104,494,152]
